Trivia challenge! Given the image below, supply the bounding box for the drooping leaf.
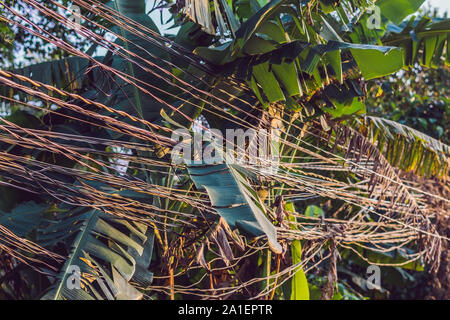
[353,116,449,178]
[183,0,216,34]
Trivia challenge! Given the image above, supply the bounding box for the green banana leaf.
[40,207,154,300]
[187,153,282,253]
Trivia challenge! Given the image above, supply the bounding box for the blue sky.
[427,0,450,15]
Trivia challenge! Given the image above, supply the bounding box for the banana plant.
[0,0,448,300]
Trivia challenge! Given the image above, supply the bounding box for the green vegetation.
[0,0,448,300]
